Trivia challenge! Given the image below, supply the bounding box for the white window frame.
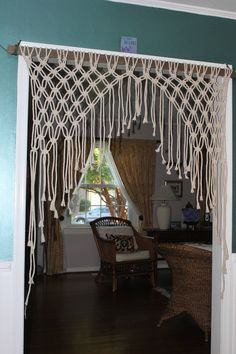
[70,143,139,227]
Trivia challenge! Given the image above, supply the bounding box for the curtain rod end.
[7,41,21,56]
[231,69,236,79]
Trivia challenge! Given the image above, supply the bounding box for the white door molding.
[12,55,30,354]
[217,78,234,354]
[229,254,236,353]
[11,41,234,354]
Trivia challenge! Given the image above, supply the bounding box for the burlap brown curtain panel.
[111,139,156,228]
[43,139,90,275]
[43,139,65,275]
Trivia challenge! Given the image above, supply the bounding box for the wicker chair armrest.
[97,237,116,263]
[135,234,156,259]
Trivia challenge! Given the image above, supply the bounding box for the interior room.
[1,2,236,354]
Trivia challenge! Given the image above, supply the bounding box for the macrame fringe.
[20,45,232,313]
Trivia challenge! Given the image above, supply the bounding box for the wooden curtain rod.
[7,43,236,78]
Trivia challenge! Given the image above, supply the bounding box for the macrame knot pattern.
[20,45,232,310]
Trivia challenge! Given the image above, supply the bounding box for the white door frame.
[13,41,234,354]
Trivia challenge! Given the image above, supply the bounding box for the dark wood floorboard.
[25,270,210,354]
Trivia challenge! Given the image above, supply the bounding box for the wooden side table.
[143,227,212,244]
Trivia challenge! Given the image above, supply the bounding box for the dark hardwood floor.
[25,270,210,354]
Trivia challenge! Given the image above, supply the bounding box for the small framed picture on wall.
[165,180,183,198]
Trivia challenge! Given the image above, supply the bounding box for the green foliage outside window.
[79,199,91,212]
[72,147,127,224]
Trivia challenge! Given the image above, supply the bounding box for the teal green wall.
[1,0,236,260]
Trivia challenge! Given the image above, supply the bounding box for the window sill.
[62,223,91,230]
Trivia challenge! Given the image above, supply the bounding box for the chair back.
[91,216,137,236]
[90,217,138,256]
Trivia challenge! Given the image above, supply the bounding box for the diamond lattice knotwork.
[20,45,232,308]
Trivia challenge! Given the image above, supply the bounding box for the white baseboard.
[65,266,100,273]
[65,261,168,273]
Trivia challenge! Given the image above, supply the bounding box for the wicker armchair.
[156,243,212,342]
[90,217,157,292]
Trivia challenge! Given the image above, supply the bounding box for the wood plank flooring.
[25,271,210,354]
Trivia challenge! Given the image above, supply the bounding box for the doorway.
[13,41,233,354]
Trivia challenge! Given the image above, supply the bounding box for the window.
[70,145,128,224]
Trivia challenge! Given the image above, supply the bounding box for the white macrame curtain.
[19,44,232,308]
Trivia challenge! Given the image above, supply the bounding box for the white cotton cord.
[46,151,52,202]
[204,150,211,213]
[21,45,232,312]
[117,80,122,136]
[194,147,203,208]
[68,137,75,206]
[120,79,125,134]
[61,139,67,207]
[28,150,37,244]
[183,124,190,179]
[131,60,139,122]
[76,123,82,172]
[26,155,38,306]
[123,57,130,128]
[166,100,174,175]
[134,76,142,117]
[63,138,72,210]
[197,148,204,206]
[99,98,104,153]
[24,247,35,317]
[81,117,87,171]
[150,82,157,136]
[144,60,152,124]
[143,78,148,124]
[190,147,197,196]
[157,90,166,165]
[175,112,182,179]
[101,96,106,153]
[188,143,194,189]
[99,99,103,151]
[38,151,46,242]
[25,149,38,315]
[73,125,79,185]
[69,138,74,191]
[91,106,96,155]
[107,86,116,142]
[50,142,58,218]
[89,108,96,170]
[41,152,47,202]
[107,86,112,134]
[65,138,71,194]
[107,87,115,150]
[125,76,132,130]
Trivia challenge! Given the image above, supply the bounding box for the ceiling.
[108,0,236,20]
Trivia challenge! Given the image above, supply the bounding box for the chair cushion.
[98,226,138,250]
[116,250,150,262]
[106,234,135,253]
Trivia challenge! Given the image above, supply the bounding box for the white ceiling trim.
[108,0,236,20]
